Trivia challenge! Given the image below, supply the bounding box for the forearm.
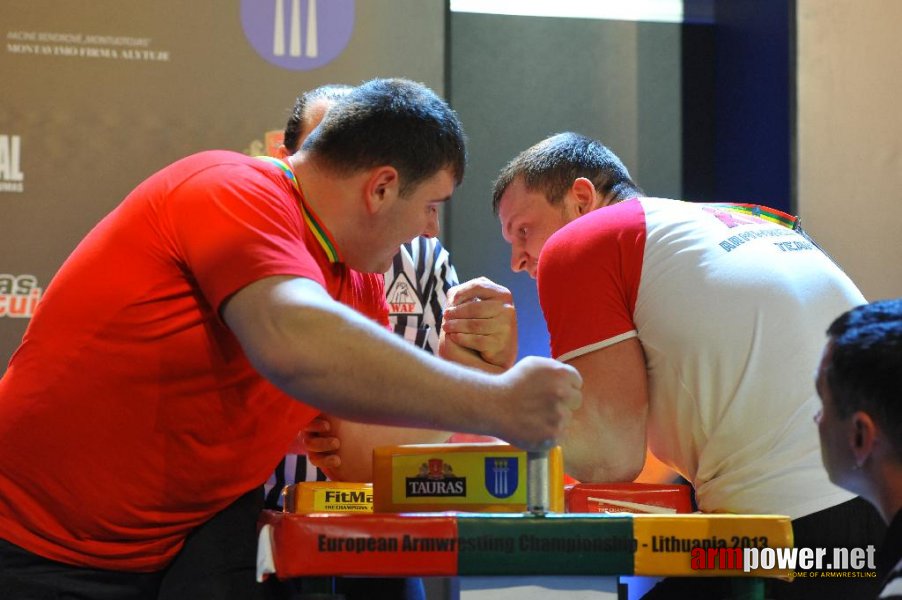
[322,418,451,482]
[224,277,499,434]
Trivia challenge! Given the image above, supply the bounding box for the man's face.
[366,167,453,272]
[497,176,573,279]
[815,341,856,489]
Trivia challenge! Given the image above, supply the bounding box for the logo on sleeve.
[386,272,423,315]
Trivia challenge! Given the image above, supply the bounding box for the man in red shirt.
[0,79,581,599]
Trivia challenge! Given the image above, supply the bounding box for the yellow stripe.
[632,514,793,577]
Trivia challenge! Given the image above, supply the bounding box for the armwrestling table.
[257,450,792,599]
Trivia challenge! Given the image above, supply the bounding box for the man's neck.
[870,462,902,524]
[288,152,374,269]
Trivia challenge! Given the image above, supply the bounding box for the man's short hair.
[283,84,353,154]
[492,132,642,214]
[302,78,467,195]
[826,298,902,458]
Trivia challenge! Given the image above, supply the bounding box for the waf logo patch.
[484,457,519,499]
[386,272,423,315]
[405,459,466,498]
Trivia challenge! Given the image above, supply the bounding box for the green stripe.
[257,155,340,263]
[457,513,635,575]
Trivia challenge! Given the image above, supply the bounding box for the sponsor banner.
[258,512,793,579]
[633,515,794,578]
[456,513,636,575]
[0,274,42,318]
[373,444,565,513]
[260,511,460,579]
[5,30,171,62]
[282,482,373,514]
[391,451,525,506]
[0,135,24,193]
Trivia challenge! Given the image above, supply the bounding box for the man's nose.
[422,212,439,238]
[511,246,528,273]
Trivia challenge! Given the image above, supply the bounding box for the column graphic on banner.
[243,0,351,70]
[306,0,318,58]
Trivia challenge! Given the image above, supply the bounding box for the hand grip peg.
[526,450,550,515]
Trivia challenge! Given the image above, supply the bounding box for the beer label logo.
[484,457,519,499]
[0,274,43,318]
[0,134,24,193]
[405,458,466,497]
[240,0,355,71]
[386,272,423,315]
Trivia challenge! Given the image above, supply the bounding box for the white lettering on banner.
[0,134,24,181]
[741,545,877,573]
[691,543,879,579]
[5,30,169,62]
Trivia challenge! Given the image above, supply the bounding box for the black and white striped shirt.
[880,558,902,599]
[263,237,459,509]
[384,236,459,354]
[879,511,902,599]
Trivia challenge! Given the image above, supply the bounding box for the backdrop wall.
[0,0,446,370]
[796,0,902,301]
[447,12,683,359]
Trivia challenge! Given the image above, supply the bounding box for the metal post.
[526,450,550,515]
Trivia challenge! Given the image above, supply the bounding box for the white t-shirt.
[538,197,863,518]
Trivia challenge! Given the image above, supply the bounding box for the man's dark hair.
[301,78,467,195]
[283,84,353,154]
[826,298,902,458]
[492,132,642,215]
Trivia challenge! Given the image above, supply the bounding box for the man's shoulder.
[550,197,648,248]
[169,149,255,168]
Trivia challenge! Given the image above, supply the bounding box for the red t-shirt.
[0,151,387,571]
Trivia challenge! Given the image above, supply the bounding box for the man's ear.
[850,411,878,467]
[363,166,400,215]
[569,177,598,215]
[276,144,291,159]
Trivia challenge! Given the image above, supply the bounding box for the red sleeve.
[537,199,646,360]
[163,161,326,313]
